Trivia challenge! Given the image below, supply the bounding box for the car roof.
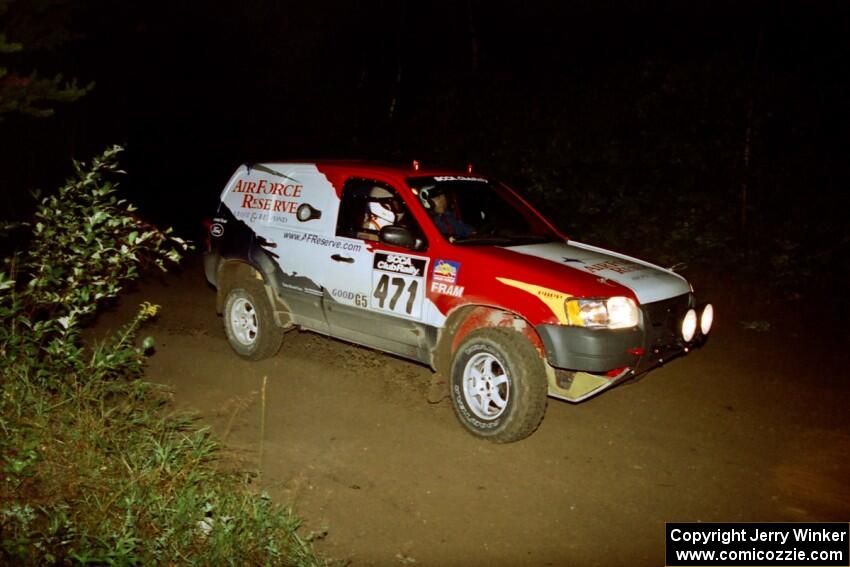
[251,159,486,180]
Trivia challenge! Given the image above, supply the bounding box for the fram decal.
[430,281,464,297]
[432,259,461,284]
[373,252,427,277]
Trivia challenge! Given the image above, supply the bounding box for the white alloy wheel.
[462,352,510,420]
[450,327,548,443]
[222,281,284,360]
[230,297,259,346]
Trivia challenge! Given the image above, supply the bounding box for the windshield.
[406,176,561,246]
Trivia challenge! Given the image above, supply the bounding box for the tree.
[0,0,92,120]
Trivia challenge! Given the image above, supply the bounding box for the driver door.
[318,178,432,361]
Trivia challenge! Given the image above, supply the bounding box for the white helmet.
[367,186,396,230]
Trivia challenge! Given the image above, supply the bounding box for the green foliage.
[0,0,93,119]
[0,373,323,565]
[1,145,186,388]
[0,70,91,118]
[0,147,324,565]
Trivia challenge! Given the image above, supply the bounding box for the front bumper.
[536,293,709,401]
[536,325,642,373]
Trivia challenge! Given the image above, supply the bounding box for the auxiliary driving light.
[681,309,698,342]
[700,303,714,335]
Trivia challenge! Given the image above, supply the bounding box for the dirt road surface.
[95,257,850,566]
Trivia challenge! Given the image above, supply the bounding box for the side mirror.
[380,226,415,249]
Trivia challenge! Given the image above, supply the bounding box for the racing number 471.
[373,275,418,314]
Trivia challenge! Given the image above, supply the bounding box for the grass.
[1,146,325,565]
[0,319,325,566]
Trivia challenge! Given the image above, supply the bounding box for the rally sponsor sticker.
[373,252,426,277]
[430,281,465,297]
[432,259,461,284]
[371,253,428,319]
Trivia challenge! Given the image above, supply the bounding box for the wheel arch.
[217,258,295,329]
[215,260,265,313]
[432,304,546,377]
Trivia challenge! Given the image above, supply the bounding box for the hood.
[503,240,690,304]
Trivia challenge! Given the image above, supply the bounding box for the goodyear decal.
[496,277,571,324]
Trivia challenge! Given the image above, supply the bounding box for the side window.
[336,179,425,248]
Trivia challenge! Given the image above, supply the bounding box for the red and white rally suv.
[204,161,713,442]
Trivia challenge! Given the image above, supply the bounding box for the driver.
[426,186,474,238]
[363,186,403,232]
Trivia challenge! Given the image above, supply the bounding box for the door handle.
[331,254,354,263]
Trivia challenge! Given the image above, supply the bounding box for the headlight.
[565,296,639,329]
[700,303,714,335]
[681,309,698,342]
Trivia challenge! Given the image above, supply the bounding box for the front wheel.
[450,328,548,443]
[223,280,284,360]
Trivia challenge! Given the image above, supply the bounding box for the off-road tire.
[450,327,548,443]
[223,280,284,360]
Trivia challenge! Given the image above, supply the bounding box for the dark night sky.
[2,1,849,242]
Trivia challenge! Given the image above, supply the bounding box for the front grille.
[641,293,692,346]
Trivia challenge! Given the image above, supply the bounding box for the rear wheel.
[450,328,548,443]
[223,280,284,360]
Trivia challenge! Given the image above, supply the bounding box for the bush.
[0,146,324,565]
